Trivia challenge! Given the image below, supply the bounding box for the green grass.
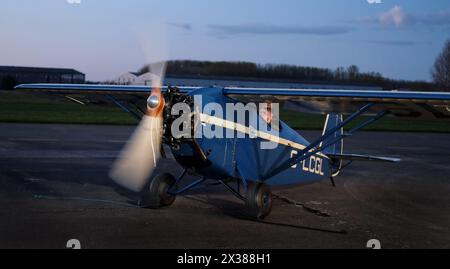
[0,90,137,125]
[1,90,449,132]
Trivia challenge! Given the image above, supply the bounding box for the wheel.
[245,182,272,220]
[141,173,176,209]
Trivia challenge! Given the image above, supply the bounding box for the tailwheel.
[245,182,273,220]
[141,173,176,209]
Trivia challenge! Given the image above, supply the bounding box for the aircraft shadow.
[183,195,347,235]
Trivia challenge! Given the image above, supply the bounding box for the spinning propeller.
[109,61,167,192]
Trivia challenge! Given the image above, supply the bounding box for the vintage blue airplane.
[15,70,450,219]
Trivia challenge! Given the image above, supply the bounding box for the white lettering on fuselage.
[291,150,324,176]
[290,150,298,168]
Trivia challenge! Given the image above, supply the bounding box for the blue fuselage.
[170,87,332,186]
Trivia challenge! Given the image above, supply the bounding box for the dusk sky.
[1,0,450,82]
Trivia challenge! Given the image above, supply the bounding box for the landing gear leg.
[245,182,273,220]
[330,176,336,187]
[140,173,176,209]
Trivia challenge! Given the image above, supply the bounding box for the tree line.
[138,60,443,91]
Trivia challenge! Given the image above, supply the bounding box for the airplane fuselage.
[170,87,333,186]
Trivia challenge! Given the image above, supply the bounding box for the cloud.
[167,22,192,31]
[379,6,412,27]
[356,6,450,28]
[208,24,353,37]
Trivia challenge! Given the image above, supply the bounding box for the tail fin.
[321,113,344,177]
[321,113,344,155]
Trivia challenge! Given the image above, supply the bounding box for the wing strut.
[106,95,143,121]
[264,103,390,180]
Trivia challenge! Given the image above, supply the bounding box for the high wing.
[15,84,450,119]
[224,87,450,119]
[15,83,200,94]
[14,84,201,117]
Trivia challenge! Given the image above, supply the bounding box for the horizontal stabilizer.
[326,153,401,163]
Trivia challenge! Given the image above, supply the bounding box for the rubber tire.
[141,173,176,209]
[245,182,273,220]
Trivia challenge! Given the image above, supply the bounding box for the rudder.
[321,114,344,177]
[321,113,344,155]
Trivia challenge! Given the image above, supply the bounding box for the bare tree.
[347,65,359,80]
[432,40,450,88]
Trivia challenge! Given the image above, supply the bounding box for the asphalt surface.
[0,123,449,249]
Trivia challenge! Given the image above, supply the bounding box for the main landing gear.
[245,182,273,220]
[141,171,273,220]
[140,173,176,209]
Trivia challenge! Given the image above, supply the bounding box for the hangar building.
[0,66,85,88]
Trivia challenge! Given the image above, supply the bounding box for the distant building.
[137,72,161,86]
[116,72,140,85]
[115,72,160,85]
[0,66,85,85]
